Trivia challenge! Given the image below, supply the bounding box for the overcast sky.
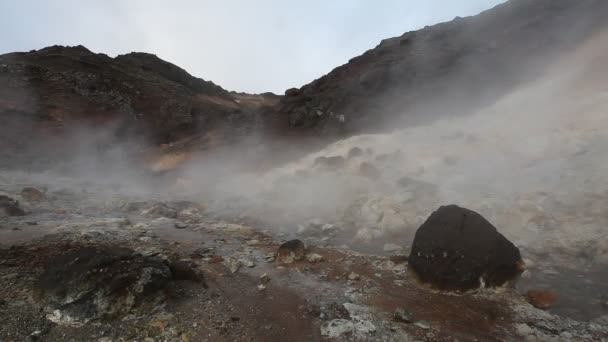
[0,1,505,94]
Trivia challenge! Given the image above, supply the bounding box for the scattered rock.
[527,289,557,310]
[174,221,189,229]
[276,239,305,264]
[394,308,414,323]
[408,205,523,291]
[34,246,172,325]
[306,253,324,263]
[21,187,46,202]
[0,195,25,216]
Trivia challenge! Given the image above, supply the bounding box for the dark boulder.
[277,239,305,264]
[408,205,523,291]
[0,195,25,216]
[34,246,173,324]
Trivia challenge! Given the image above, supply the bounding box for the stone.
[257,284,267,291]
[408,205,523,291]
[21,187,46,202]
[394,308,414,323]
[223,257,241,274]
[276,239,305,264]
[348,272,361,281]
[174,222,188,229]
[526,289,557,310]
[33,246,172,325]
[0,195,25,216]
[260,273,270,284]
[306,253,324,263]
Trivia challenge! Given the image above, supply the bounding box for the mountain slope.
[279,0,608,135]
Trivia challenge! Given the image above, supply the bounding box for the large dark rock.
[34,246,172,324]
[408,205,523,291]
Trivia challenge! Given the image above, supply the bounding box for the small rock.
[414,321,430,329]
[394,308,414,323]
[383,243,403,253]
[174,222,189,229]
[223,257,241,274]
[306,253,324,263]
[526,289,557,310]
[348,272,361,281]
[260,273,270,284]
[242,260,256,268]
[264,253,276,262]
[277,239,305,264]
[257,284,267,291]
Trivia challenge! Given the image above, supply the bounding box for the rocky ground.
[1,177,607,342]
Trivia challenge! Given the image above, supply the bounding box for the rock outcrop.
[408,205,523,291]
[34,246,173,325]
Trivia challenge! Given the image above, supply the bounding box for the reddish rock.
[527,289,557,310]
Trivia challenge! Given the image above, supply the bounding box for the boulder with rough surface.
[34,246,173,324]
[408,205,523,291]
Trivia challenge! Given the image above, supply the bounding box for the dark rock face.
[0,195,25,216]
[34,246,172,324]
[408,205,523,291]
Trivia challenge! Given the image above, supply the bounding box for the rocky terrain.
[2,0,608,340]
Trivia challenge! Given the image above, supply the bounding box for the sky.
[0,1,505,94]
